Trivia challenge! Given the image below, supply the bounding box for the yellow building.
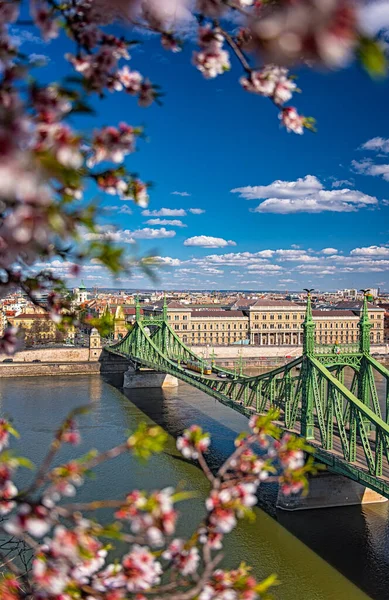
[142,299,384,348]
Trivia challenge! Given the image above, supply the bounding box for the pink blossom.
[0,326,18,355]
[31,2,59,40]
[176,425,210,460]
[280,107,305,134]
[117,66,143,94]
[139,79,155,107]
[161,34,181,53]
[240,65,296,105]
[0,480,17,515]
[87,123,136,167]
[162,539,200,576]
[5,503,52,538]
[0,419,12,451]
[193,25,230,79]
[121,545,162,592]
[115,487,177,547]
[35,123,83,168]
[0,1,19,27]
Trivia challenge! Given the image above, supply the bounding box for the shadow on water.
[105,374,389,600]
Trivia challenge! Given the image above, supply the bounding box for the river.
[1,373,389,599]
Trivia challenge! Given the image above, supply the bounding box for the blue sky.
[18,19,389,291]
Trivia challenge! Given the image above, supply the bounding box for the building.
[73,282,89,305]
[140,298,385,347]
[249,300,305,346]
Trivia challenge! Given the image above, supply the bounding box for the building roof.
[13,313,51,320]
[332,301,383,311]
[190,310,246,318]
[312,310,357,318]
[251,299,301,308]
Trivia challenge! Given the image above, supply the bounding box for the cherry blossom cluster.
[176,424,211,459]
[193,25,231,79]
[0,410,313,599]
[115,487,178,547]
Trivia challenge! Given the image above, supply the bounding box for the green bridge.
[107,293,389,500]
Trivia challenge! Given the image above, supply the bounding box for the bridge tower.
[359,290,372,355]
[358,290,373,432]
[163,295,168,321]
[301,289,316,440]
[89,327,102,360]
[135,296,141,322]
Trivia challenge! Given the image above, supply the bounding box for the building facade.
[140,299,385,347]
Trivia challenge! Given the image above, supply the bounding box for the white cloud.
[358,1,389,36]
[132,228,176,239]
[142,208,187,217]
[350,245,389,256]
[84,228,135,244]
[321,247,338,255]
[145,218,187,227]
[274,249,318,262]
[184,236,237,248]
[171,191,191,196]
[151,256,182,266]
[279,279,296,283]
[232,175,378,213]
[254,189,378,214]
[189,208,206,214]
[104,205,132,215]
[352,159,389,182]
[361,137,389,153]
[332,179,354,188]
[247,264,283,272]
[232,175,323,200]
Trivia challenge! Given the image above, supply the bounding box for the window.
[278,324,282,329]
[192,324,195,330]
[293,314,297,320]
[174,324,179,330]
[183,325,188,330]
[278,314,282,320]
[262,314,266,320]
[198,325,201,330]
[285,314,290,320]
[234,324,237,329]
[183,336,187,343]
[240,324,242,329]
[263,324,267,329]
[210,324,213,330]
[255,314,259,320]
[228,324,230,330]
[183,315,188,321]
[270,324,275,329]
[204,324,207,330]
[216,324,219,330]
[270,314,275,320]
[174,315,179,321]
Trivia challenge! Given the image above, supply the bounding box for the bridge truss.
[106,295,389,498]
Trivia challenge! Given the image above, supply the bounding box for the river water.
[1,373,389,599]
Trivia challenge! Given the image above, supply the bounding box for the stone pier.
[123,367,178,389]
[276,472,388,510]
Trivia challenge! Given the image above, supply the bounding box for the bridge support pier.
[123,367,178,389]
[276,472,388,510]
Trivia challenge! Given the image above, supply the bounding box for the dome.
[90,327,99,335]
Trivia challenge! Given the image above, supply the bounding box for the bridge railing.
[315,343,360,355]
